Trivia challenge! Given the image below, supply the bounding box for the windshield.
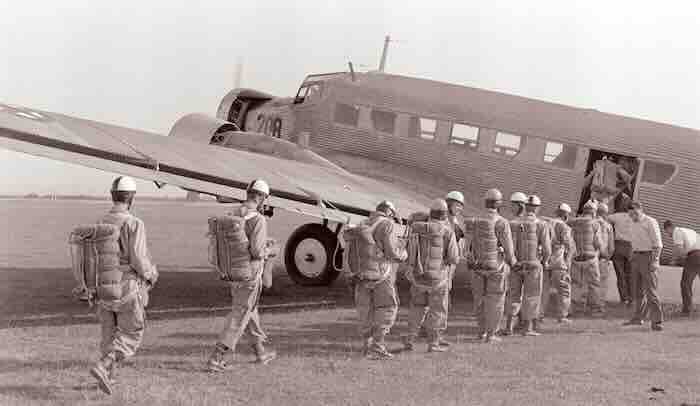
[294,82,324,104]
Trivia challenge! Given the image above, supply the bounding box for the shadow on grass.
[0,266,353,329]
[0,358,90,374]
[0,385,64,401]
[165,332,219,340]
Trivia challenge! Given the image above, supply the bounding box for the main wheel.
[284,223,341,286]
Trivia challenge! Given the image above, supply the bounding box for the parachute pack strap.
[333,223,347,273]
[368,218,384,235]
[370,218,391,260]
[69,236,87,297]
[89,242,98,307]
[242,211,260,221]
[407,232,424,275]
[415,234,425,275]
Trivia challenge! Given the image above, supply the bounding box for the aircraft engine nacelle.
[216,88,275,129]
[167,113,240,145]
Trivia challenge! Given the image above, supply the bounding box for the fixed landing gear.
[284,223,342,286]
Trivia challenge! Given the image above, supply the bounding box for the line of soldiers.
[83,176,665,396]
[347,187,665,359]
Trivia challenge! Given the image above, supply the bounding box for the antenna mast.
[378,35,390,72]
[234,58,243,88]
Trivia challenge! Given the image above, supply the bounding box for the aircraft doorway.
[577,149,640,214]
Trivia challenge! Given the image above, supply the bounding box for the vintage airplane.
[214,68,700,263]
[1,58,699,283]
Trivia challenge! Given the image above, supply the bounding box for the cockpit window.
[294,83,323,104]
[306,84,323,102]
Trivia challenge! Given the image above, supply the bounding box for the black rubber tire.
[284,223,341,286]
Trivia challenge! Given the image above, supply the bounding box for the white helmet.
[445,191,465,205]
[111,176,137,192]
[248,179,270,196]
[376,200,397,216]
[430,198,449,212]
[485,188,503,202]
[510,191,527,204]
[557,203,572,214]
[583,200,598,212]
[526,195,542,207]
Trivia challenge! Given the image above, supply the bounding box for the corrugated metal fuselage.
[229,73,700,257]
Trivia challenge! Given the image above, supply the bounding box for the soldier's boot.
[522,320,542,337]
[484,331,503,343]
[90,352,117,395]
[499,317,515,336]
[418,326,428,338]
[367,336,393,360]
[401,335,415,352]
[252,342,277,365]
[362,336,374,355]
[427,332,447,353]
[438,336,451,347]
[107,351,124,386]
[206,343,232,373]
[532,319,541,333]
[517,316,527,332]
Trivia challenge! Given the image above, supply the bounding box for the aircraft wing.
[0,103,429,223]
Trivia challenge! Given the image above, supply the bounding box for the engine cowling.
[216,88,275,126]
[168,113,239,145]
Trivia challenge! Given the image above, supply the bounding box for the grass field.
[1,200,700,405]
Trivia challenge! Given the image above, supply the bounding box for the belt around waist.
[633,250,651,254]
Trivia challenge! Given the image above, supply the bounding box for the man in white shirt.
[608,206,634,305]
[663,220,700,315]
[624,201,664,331]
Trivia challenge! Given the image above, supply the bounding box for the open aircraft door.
[578,148,641,214]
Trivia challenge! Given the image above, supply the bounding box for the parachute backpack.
[569,216,598,261]
[69,222,124,306]
[406,220,449,285]
[464,216,502,272]
[208,209,260,282]
[511,217,540,266]
[341,219,385,281]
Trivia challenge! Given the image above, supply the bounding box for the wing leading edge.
[0,103,429,223]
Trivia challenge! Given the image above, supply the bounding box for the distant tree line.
[0,193,201,202]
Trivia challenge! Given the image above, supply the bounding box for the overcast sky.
[1,1,698,195]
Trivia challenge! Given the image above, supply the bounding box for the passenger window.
[544,141,577,169]
[450,123,479,148]
[371,109,396,134]
[493,132,522,156]
[642,160,676,185]
[333,103,359,127]
[419,118,437,140]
